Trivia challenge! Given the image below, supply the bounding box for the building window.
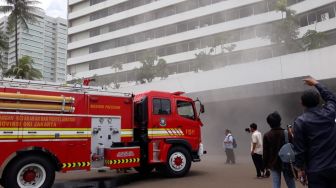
[177,22,188,33]
[299,16,308,27]
[188,40,200,51]
[200,16,212,27]
[166,45,177,56]
[199,0,211,7]
[317,6,335,22]
[240,6,253,18]
[253,2,268,15]
[257,47,273,60]
[166,25,177,36]
[89,28,100,37]
[213,12,225,24]
[176,42,189,53]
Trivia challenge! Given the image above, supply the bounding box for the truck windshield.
[177,101,195,120]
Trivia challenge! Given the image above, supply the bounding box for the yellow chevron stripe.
[62,161,90,168]
[105,158,140,165]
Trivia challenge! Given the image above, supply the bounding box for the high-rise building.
[0,17,8,71]
[67,0,336,91]
[1,11,67,82]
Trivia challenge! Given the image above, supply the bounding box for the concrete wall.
[115,45,336,95]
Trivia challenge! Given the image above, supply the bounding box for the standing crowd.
[223,77,336,188]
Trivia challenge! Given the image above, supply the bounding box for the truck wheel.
[3,155,55,188]
[160,146,191,178]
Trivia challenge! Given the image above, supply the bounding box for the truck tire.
[159,146,191,178]
[3,155,55,188]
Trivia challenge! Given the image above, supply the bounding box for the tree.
[0,30,8,74]
[0,30,7,51]
[191,34,236,72]
[0,0,41,66]
[213,34,236,54]
[193,50,214,72]
[155,59,169,80]
[5,56,42,80]
[134,55,168,84]
[302,30,326,50]
[269,0,301,52]
[111,62,123,72]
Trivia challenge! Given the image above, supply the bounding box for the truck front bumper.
[192,143,207,162]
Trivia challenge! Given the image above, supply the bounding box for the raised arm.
[304,77,336,119]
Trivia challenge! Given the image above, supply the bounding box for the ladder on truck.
[0,78,132,97]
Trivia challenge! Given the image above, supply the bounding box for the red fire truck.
[0,79,205,188]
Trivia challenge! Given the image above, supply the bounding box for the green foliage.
[194,50,214,72]
[112,80,120,89]
[275,0,288,13]
[134,55,169,84]
[0,30,8,73]
[302,30,326,50]
[270,0,301,52]
[111,62,123,72]
[155,59,169,79]
[213,34,236,54]
[0,30,8,51]
[4,56,42,80]
[0,0,41,66]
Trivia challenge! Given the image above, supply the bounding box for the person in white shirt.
[250,123,265,178]
[223,129,235,164]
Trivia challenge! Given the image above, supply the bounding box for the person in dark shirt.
[263,111,296,188]
[293,77,336,187]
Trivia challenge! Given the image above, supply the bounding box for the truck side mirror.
[200,104,205,114]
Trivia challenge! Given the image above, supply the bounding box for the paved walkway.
[53,155,305,188]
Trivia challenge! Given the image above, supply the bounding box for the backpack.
[231,135,237,149]
[278,130,295,163]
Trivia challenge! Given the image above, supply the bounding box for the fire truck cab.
[0,80,205,188]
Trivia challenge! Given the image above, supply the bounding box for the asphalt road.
[53,155,305,188]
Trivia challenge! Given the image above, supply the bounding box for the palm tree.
[0,0,41,66]
[0,30,8,74]
[0,30,7,51]
[5,55,42,80]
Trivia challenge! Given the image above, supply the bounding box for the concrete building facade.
[68,0,336,89]
[1,11,67,82]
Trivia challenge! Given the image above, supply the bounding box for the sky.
[0,0,67,19]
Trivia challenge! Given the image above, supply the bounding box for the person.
[223,129,235,164]
[263,111,296,188]
[249,123,265,178]
[293,77,336,188]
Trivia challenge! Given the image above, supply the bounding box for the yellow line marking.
[22,128,91,131]
[22,135,91,139]
[0,128,19,131]
[0,136,18,139]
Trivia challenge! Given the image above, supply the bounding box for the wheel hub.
[174,156,183,166]
[22,169,36,183]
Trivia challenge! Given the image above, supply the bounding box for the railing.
[0,78,132,97]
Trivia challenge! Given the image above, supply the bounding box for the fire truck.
[0,79,205,188]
